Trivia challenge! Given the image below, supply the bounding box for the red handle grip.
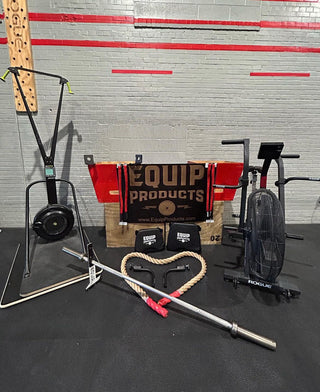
[158,290,181,307]
[146,297,168,318]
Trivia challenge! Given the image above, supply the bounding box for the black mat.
[0,227,89,308]
[21,227,86,296]
[0,225,319,392]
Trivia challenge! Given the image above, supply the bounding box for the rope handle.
[158,290,181,306]
[146,297,168,318]
[121,251,207,317]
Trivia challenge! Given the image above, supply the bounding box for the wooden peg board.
[3,0,37,112]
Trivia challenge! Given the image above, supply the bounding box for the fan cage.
[245,189,285,283]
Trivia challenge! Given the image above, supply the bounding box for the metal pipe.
[62,247,276,351]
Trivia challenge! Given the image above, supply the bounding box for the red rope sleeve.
[158,290,181,307]
[146,297,168,318]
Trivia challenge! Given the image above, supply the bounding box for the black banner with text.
[126,164,207,223]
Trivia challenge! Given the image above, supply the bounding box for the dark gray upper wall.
[0,0,319,226]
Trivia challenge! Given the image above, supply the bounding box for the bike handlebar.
[213,184,242,190]
[284,176,320,184]
[275,176,320,188]
[1,67,73,94]
[280,154,300,159]
[66,82,73,94]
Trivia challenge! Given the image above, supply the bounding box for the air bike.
[214,139,320,298]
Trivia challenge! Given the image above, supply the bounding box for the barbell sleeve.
[231,322,276,350]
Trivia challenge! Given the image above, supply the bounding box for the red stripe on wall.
[250,72,310,77]
[136,19,320,30]
[135,19,320,30]
[28,12,134,24]
[134,18,261,27]
[31,14,320,30]
[28,39,320,53]
[112,69,172,74]
[261,21,320,29]
[2,12,320,30]
[0,38,319,53]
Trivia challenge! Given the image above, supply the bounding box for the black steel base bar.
[224,269,301,298]
[62,246,277,351]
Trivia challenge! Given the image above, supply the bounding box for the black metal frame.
[215,138,320,298]
[9,67,68,205]
[3,66,86,278]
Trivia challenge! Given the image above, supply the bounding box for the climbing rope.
[121,251,207,318]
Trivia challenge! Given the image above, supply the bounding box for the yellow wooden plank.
[2,0,37,112]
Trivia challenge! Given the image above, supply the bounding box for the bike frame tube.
[238,139,250,231]
[275,157,286,218]
[216,139,250,232]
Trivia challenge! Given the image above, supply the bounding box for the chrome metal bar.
[62,246,276,350]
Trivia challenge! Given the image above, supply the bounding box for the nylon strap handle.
[123,164,129,223]
[206,163,212,218]
[209,163,217,219]
[117,164,124,223]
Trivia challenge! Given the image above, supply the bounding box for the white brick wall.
[0,0,319,227]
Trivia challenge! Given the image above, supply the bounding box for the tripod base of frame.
[224,269,301,299]
[0,228,101,309]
